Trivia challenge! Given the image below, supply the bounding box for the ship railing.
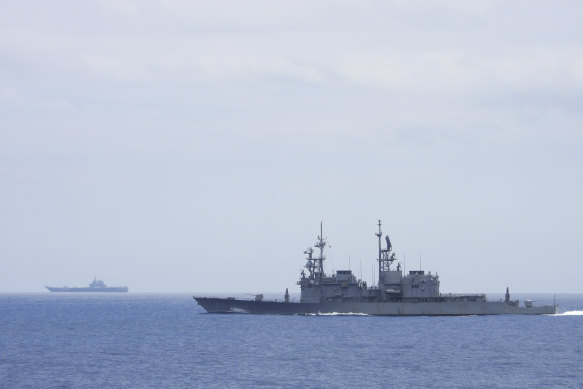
[440,293,487,301]
[441,293,486,298]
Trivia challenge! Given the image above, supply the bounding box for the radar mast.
[376,219,397,289]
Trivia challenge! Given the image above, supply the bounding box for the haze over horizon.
[1,1,582,294]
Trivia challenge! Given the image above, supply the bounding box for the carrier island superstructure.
[194,221,558,315]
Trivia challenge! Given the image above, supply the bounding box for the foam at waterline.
[229,307,249,314]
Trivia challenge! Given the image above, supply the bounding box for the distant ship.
[45,278,128,292]
[194,221,558,315]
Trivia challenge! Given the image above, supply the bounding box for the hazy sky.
[1,1,582,294]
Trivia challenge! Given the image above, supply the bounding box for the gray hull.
[194,297,558,316]
[46,286,128,292]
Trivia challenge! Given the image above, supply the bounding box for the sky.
[1,0,582,294]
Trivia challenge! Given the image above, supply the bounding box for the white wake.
[553,310,583,316]
[304,312,370,316]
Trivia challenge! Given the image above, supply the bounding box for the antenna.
[419,252,422,271]
[376,220,382,289]
[314,221,327,282]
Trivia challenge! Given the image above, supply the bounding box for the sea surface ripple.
[1,293,582,388]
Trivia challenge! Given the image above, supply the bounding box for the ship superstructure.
[297,221,485,305]
[194,221,557,315]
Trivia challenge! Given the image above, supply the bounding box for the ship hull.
[45,286,128,292]
[194,297,558,315]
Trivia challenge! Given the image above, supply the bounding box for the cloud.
[97,0,139,17]
[84,54,152,81]
[3,0,582,96]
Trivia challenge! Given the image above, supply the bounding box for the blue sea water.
[1,293,582,389]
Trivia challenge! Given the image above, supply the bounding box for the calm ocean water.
[1,293,582,389]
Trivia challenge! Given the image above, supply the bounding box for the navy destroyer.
[45,278,128,292]
[194,221,558,315]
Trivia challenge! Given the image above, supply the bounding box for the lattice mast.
[304,222,327,282]
[314,222,327,282]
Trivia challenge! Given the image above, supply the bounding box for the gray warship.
[45,278,128,292]
[194,221,558,315]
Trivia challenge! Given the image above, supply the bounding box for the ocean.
[1,293,582,389]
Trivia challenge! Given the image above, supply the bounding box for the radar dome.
[305,261,312,268]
